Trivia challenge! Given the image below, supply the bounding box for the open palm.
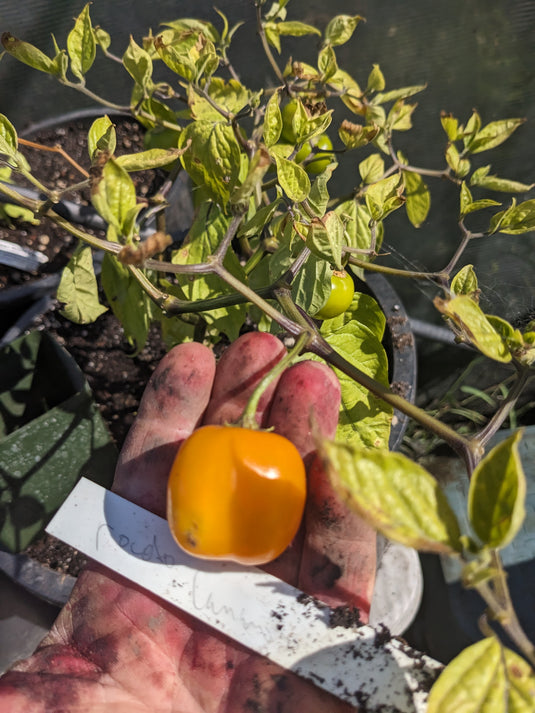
[0,332,376,713]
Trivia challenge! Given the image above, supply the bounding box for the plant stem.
[387,137,457,183]
[440,221,472,277]
[346,254,449,283]
[475,574,535,667]
[241,332,309,429]
[310,333,482,469]
[212,260,300,335]
[255,3,287,88]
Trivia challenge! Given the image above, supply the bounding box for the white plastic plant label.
[47,477,442,711]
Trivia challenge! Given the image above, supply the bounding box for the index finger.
[113,341,216,516]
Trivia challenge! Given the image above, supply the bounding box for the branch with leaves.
[2,2,535,706]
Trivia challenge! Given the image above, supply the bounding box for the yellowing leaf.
[91,158,137,234]
[116,147,187,172]
[451,264,479,298]
[319,295,392,449]
[305,212,344,269]
[57,243,107,324]
[263,92,282,148]
[468,431,526,549]
[468,118,526,154]
[324,15,363,46]
[179,120,241,204]
[274,155,310,202]
[324,440,462,552]
[434,295,511,362]
[100,255,151,353]
[427,637,535,713]
[403,169,430,227]
[88,116,116,162]
[67,4,96,81]
[1,32,58,75]
[123,36,153,88]
[0,113,18,157]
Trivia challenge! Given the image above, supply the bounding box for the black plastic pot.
[360,272,417,451]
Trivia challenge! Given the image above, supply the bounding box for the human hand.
[0,332,376,713]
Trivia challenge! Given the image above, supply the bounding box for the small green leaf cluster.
[435,265,535,366]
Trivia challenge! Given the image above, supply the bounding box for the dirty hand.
[0,332,376,713]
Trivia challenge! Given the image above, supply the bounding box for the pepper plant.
[1,1,535,707]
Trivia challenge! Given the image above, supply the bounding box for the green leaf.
[188,78,253,120]
[305,212,344,269]
[87,116,116,162]
[373,84,427,105]
[154,28,217,81]
[323,440,462,552]
[487,315,523,349]
[427,637,535,713]
[468,117,525,154]
[90,158,137,234]
[123,36,153,89]
[328,69,363,113]
[0,202,39,226]
[161,19,219,43]
[307,167,334,217]
[451,264,479,297]
[470,165,535,193]
[434,295,511,362]
[469,199,503,215]
[324,15,363,46]
[459,181,473,216]
[317,44,338,82]
[274,155,310,202]
[468,431,526,549]
[319,293,392,449]
[366,63,385,92]
[402,168,430,227]
[172,203,246,340]
[488,199,518,235]
[0,113,17,157]
[462,110,482,150]
[116,146,185,172]
[334,200,383,275]
[263,92,283,148]
[291,252,331,316]
[494,198,535,235]
[359,153,384,184]
[67,4,96,81]
[386,100,416,131]
[57,243,107,324]
[230,148,271,213]
[365,173,405,221]
[339,121,379,150]
[1,33,58,75]
[100,254,150,353]
[445,143,471,178]
[276,21,321,37]
[440,112,461,141]
[238,200,281,239]
[264,21,282,54]
[179,120,242,204]
[51,37,68,81]
[94,27,111,53]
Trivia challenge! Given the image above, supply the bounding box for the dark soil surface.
[1,115,168,576]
